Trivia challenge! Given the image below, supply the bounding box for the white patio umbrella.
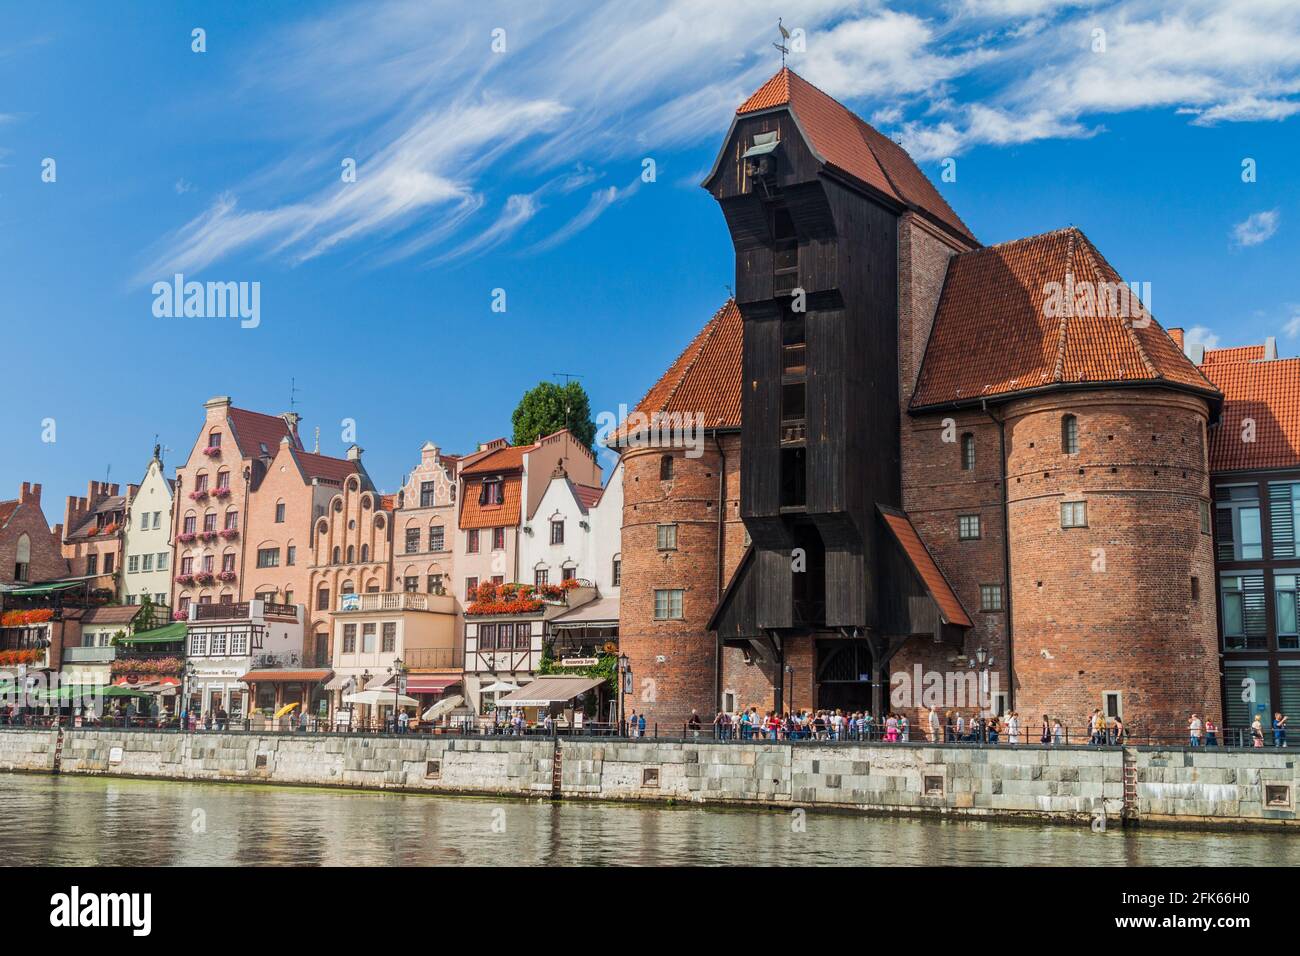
[479,680,520,694]
[422,694,464,721]
[342,689,419,708]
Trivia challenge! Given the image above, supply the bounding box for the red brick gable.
[737,68,975,246]
[911,227,1218,409]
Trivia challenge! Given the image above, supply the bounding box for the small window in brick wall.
[425,760,442,780]
[642,767,661,788]
[924,775,944,796]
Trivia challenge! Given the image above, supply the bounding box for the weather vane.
[774,18,791,67]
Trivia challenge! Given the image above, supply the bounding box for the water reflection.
[2,774,1297,867]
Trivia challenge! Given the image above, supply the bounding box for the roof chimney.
[1188,343,1206,365]
[204,395,232,410]
[1265,336,1278,361]
[19,482,40,504]
[1167,327,1185,350]
[347,445,363,461]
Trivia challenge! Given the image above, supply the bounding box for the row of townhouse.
[0,395,622,728]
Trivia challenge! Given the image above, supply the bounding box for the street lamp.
[617,653,630,734]
[390,657,405,733]
[360,669,372,732]
[785,663,794,716]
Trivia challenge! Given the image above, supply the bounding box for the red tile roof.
[612,299,742,444]
[1200,355,1300,472]
[878,507,972,628]
[0,500,19,531]
[1203,344,1265,365]
[291,449,358,484]
[911,228,1218,409]
[461,445,528,476]
[572,483,603,511]
[460,475,522,529]
[227,408,299,458]
[737,68,976,245]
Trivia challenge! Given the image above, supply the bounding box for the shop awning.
[239,669,331,684]
[496,675,604,707]
[323,673,357,691]
[405,676,459,694]
[4,581,82,597]
[118,622,187,644]
[549,596,619,628]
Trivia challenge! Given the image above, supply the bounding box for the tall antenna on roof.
[289,376,301,413]
[314,425,320,454]
[774,18,790,67]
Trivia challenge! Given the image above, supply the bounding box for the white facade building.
[121,449,174,608]
[518,459,622,594]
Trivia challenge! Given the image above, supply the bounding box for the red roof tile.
[461,445,527,476]
[879,507,972,628]
[1200,355,1300,472]
[459,475,522,529]
[572,483,602,511]
[227,408,299,458]
[1203,344,1265,365]
[612,299,742,443]
[291,449,358,484]
[0,500,19,531]
[911,228,1218,409]
[737,68,975,245]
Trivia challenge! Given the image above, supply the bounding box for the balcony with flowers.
[213,486,231,499]
[193,571,215,586]
[177,531,197,544]
[217,571,237,583]
[188,490,209,502]
[465,578,589,617]
[219,529,239,541]
[202,445,221,458]
[198,530,218,543]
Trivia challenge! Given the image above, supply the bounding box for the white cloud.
[433,192,543,265]
[1233,209,1280,247]
[1185,324,1221,350]
[527,178,641,253]
[1283,307,1300,339]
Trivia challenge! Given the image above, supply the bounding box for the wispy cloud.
[1233,209,1280,247]
[136,0,1300,276]
[526,178,641,253]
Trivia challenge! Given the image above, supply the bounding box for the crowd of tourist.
[704,706,1067,744]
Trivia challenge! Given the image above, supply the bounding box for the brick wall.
[0,484,68,585]
[1004,388,1218,736]
[619,435,741,730]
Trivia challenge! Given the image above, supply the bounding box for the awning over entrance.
[404,676,459,694]
[119,622,187,644]
[3,581,82,597]
[496,675,604,707]
[549,596,620,628]
[239,669,332,684]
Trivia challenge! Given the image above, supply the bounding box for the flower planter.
[188,491,209,501]
[219,530,239,540]
[174,574,195,585]
[217,571,237,583]
[213,488,231,499]
[202,446,221,458]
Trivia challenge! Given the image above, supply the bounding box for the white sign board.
[108,747,124,765]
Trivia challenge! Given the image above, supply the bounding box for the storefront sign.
[108,747,123,765]
[560,657,599,667]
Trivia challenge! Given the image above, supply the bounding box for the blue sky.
[2,0,1298,514]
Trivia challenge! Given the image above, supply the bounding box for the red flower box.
[202,446,221,458]
[219,529,239,540]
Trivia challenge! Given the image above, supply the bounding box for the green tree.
[511,380,596,450]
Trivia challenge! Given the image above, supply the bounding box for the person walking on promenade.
[944,710,955,742]
[987,714,1000,744]
[1252,714,1265,748]
[1112,715,1127,745]
[1007,711,1021,745]
[955,711,965,741]
[1204,716,1218,747]
[900,713,911,742]
[216,706,228,731]
[927,705,940,743]
[626,709,637,738]
[1273,712,1287,747]
[688,709,701,738]
[885,713,898,742]
[1040,714,1051,745]
[638,713,647,738]
[1188,713,1203,747]
[1052,718,1064,746]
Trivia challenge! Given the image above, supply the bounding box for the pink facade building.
[62,480,131,598]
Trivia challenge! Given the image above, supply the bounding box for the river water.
[2,773,1297,866]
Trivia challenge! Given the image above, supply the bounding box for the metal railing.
[337,592,451,613]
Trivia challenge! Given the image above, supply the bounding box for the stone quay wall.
[0,729,1297,830]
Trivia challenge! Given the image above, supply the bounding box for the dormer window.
[208,432,221,448]
[480,478,504,506]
